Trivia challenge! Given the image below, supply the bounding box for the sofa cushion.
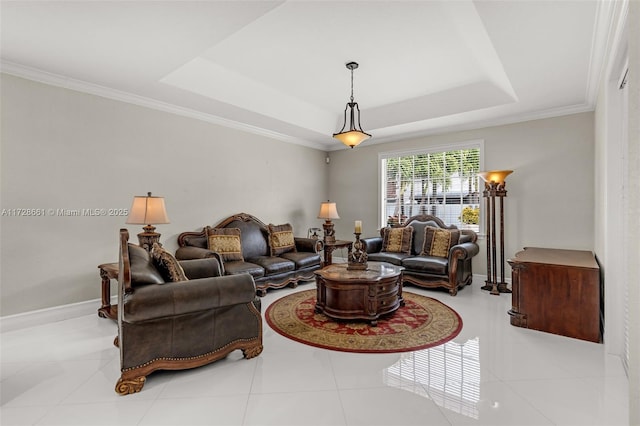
[402,255,448,275]
[280,251,322,269]
[421,226,460,258]
[267,223,297,256]
[381,226,413,254]
[367,251,410,266]
[407,220,439,255]
[150,243,188,282]
[206,227,244,262]
[223,260,265,279]
[128,243,165,285]
[222,218,270,259]
[248,256,295,275]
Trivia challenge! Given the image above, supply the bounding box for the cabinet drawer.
[375,281,400,296]
[377,293,400,309]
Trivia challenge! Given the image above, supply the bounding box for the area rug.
[265,289,462,353]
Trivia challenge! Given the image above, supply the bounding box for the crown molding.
[585,0,628,107]
[0,61,325,151]
[336,102,595,150]
[1,60,598,154]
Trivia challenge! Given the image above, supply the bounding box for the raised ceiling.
[0,1,613,151]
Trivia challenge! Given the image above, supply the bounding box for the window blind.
[380,143,482,230]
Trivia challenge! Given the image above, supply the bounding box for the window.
[380,142,482,231]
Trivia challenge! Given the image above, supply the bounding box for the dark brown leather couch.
[361,214,479,296]
[175,213,323,296]
[115,229,262,395]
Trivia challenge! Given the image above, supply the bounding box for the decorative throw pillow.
[150,243,188,282]
[205,227,244,262]
[381,226,413,254]
[268,223,297,256]
[420,226,460,258]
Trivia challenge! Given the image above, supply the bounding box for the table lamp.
[317,201,340,243]
[126,192,170,250]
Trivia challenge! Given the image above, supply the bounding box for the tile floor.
[1,277,630,426]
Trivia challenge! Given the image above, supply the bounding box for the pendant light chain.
[350,67,355,104]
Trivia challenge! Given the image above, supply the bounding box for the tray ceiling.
[0,1,612,150]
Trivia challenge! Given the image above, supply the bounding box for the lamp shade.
[317,201,340,220]
[478,170,513,185]
[333,129,371,149]
[126,192,170,225]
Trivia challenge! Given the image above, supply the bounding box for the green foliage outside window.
[460,206,480,225]
[382,146,481,228]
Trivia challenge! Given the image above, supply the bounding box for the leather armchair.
[115,229,263,395]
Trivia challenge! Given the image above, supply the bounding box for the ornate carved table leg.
[97,263,118,320]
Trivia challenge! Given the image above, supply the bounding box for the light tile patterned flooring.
[1,277,629,425]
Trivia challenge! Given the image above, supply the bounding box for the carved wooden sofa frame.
[175,213,323,296]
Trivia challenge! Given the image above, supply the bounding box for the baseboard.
[473,274,511,286]
[0,296,113,333]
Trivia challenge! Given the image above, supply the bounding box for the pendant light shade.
[333,62,371,148]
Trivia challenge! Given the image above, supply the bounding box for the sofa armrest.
[294,237,323,253]
[449,242,480,262]
[123,273,256,323]
[362,237,383,254]
[176,246,218,260]
[179,257,222,279]
[175,247,225,276]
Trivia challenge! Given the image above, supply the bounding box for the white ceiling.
[0,1,612,151]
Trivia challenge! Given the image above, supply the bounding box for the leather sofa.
[115,229,263,395]
[176,213,323,296]
[361,214,479,296]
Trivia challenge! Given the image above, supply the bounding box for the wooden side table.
[322,239,353,266]
[98,262,118,320]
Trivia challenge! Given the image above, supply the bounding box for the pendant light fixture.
[333,61,371,148]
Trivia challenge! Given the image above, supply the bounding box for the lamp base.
[481,282,511,295]
[137,225,161,251]
[322,220,336,243]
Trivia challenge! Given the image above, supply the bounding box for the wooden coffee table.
[314,262,404,326]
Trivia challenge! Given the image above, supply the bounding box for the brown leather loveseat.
[175,213,323,296]
[115,229,263,395]
[361,214,479,296]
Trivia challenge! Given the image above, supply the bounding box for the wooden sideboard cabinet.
[507,247,602,343]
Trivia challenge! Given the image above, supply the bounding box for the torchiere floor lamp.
[478,170,513,295]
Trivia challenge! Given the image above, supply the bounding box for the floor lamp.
[478,170,513,295]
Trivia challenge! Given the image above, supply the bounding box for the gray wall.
[0,74,328,316]
[327,112,595,277]
[0,75,598,315]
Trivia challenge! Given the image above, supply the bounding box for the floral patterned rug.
[265,289,462,353]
